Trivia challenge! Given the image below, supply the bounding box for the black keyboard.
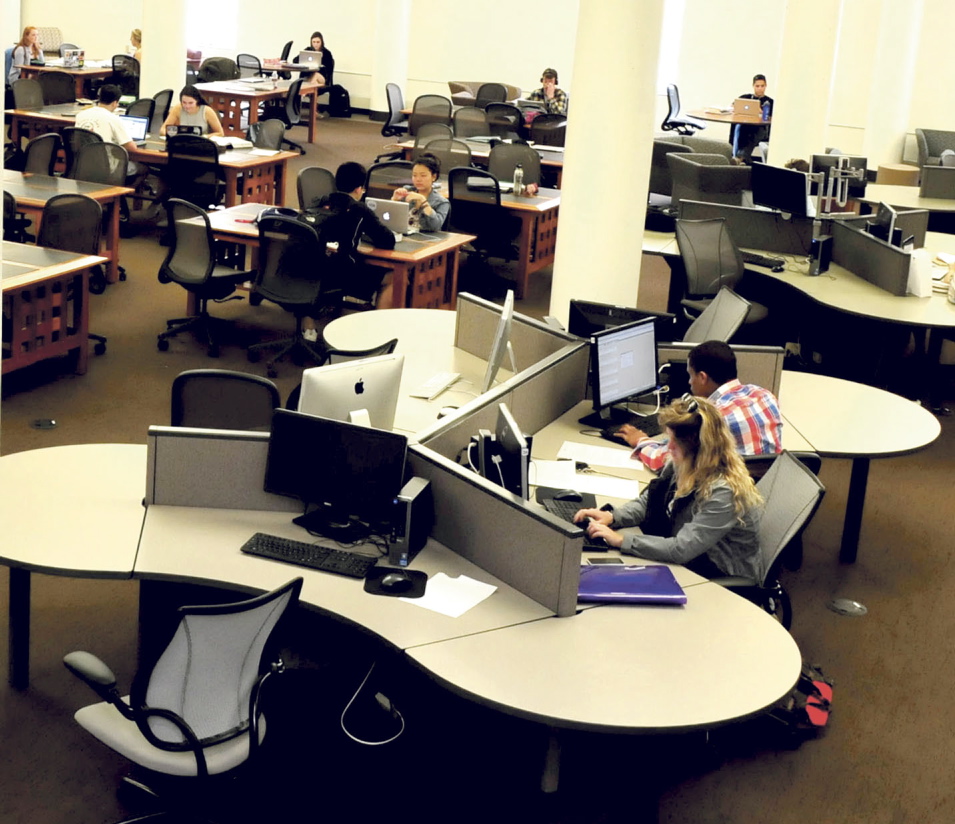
[541,499,608,551]
[600,413,662,443]
[240,532,378,579]
[740,251,785,269]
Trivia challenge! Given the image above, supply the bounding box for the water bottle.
[513,163,524,197]
[761,101,770,122]
[271,71,279,89]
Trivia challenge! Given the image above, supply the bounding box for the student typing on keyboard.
[573,395,764,580]
[614,341,782,472]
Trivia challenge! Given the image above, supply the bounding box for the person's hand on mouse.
[614,423,648,448]
[586,520,624,548]
[574,508,611,526]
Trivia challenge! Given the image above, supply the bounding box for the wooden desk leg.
[223,171,239,208]
[388,261,410,308]
[104,200,121,283]
[273,160,288,206]
[840,457,870,564]
[74,76,84,98]
[74,270,90,375]
[541,727,561,794]
[8,568,31,690]
[308,91,318,143]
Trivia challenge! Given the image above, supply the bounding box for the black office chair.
[475,82,508,108]
[164,134,226,210]
[378,121,452,163]
[488,141,541,188]
[62,126,103,178]
[453,106,489,139]
[63,578,303,822]
[236,53,264,78]
[409,94,452,136]
[3,190,33,243]
[485,103,523,141]
[364,159,413,201]
[284,338,399,409]
[246,214,345,376]
[125,96,155,122]
[38,70,75,104]
[661,84,706,135]
[261,78,306,154]
[23,132,62,176]
[197,56,239,82]
[157,199,252,357]
[381,82,409,137]
[151,88,174,135]
[529,113,567,147]
[278,40,294,79]
[11,77,43,109]
[297,166,336,210]
[110,54,140,97]
[171,369,281,430]
[711,452,826,629]
[417,137,471,174]
[247,118,286,150]
[58,42,80,56]
[71,142,129,186]
[36,193,109,351]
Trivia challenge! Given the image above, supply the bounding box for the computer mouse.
[772,263,785,272]
[380,571,415,593]
[437,405,459,419]
[553,489,583,502]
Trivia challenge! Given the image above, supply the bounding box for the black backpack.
[327,84,351,118]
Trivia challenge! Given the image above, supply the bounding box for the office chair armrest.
[63,651,132,714]
[710,575,759,591]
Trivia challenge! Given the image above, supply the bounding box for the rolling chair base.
[247,333,326,377]
[157,313,232,358]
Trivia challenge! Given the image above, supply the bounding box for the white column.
[369,0,411,117]
[140,0,187,99]
[549,0,664,324]
[860,0,923,168]
[764,0,841,167]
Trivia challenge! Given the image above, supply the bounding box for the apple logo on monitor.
[354,378,364,395]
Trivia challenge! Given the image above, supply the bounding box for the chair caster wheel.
[118,266,127,281]
[94,342,107,356]
[157,338,169,351]
[249,293,263,307]
[89,276,107,295]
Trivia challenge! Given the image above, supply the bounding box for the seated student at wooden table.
[616,340,783,472]
[8,26,44,85]
[160,85,224,137]
[302,30,333,86]
[75,84,140,156]
[129,28,142,62]
[575,395,764,580]
[733,73,773,162]
[391,153,450,232]
[526,67,569,116]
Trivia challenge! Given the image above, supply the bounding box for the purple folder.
[577,564,687,605]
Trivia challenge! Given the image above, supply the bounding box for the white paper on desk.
[402,573,497,617]
[530,459,577,489]
[556,441,637,470]
[249,148,280,157]
[567,474,642,500]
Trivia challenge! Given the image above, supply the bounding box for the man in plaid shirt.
[616,340,782,472]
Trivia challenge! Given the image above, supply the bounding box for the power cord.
[340,662,405,746]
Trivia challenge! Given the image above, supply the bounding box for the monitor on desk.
[751,162,812,218]
[481,290,516,393]
[568,299,677,342]
[297,354,405,431]
[475,403,531,501]
[865,201,901,246]
[117,114,149,141]
[265,409,408,538]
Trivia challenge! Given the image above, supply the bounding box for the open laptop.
[296,50,321,67]
[732,97,763,118]
[365,197,412,234]
[117,114,149,146]
[62,48,85,68]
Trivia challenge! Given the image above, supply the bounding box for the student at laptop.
[75,84,139,155]
[615,340,782,472]
[575,395,764,580]
[160,86,224,137]
[9,26,44,85]
[302,31,333,86]
[526,68,569,116]
[732,73,773,163]
[391,153,450,232]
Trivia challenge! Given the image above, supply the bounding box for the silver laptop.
[732,97,762,117]
[117,114,149,145]
[365,198,411,234]
[296,50,321,66]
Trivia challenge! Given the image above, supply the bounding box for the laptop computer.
[62,49,85,68]
[296,50,321,66]
[365,197,412,234]
[117,114,149,146]
[732,97,763,118]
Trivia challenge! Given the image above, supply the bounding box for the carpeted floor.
[3,115,955,824]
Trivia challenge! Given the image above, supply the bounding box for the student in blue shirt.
[391,153,450,232]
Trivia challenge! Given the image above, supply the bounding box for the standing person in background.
[129,29,142,62]
[9,26,44,85]
[527,68,569,116]
[733,73,773,163]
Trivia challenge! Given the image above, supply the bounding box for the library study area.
[4,2,955,823]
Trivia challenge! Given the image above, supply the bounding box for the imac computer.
[750,162,812,218]
[568,299,677,342]
[265,408,408,539]
[476,403,532,501]
[481,289,517,393]
[578,316,659,429]
[866,201,901,246]
[297,354,404,431]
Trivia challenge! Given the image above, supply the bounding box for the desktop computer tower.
[388,477,434,567]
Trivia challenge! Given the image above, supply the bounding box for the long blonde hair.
[17,27,41,58]
[660,395,762,518]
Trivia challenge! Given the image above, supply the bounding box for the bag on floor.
[327,84,351,118]
[768,662,834,742]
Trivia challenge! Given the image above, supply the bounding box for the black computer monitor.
[810,154,868,199]
[866,201,900,246]
[750,162,810,218]
[577,317,658,428]
[264,409,408,537]
[567,299,677,342]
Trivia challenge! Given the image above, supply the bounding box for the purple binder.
[577,564,687,605]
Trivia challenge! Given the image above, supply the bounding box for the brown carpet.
[2,115,954,824]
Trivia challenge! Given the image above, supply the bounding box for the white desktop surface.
[136,505,553,649]
[860,183,955,213]
[407,581,801,732]
[0,444,146,576]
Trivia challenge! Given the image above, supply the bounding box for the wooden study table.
[3,170,130,284]
[15,63,114,99]
[686,108,772,127]
[199,202,476,310]
[2,241,106,377]
[500,187,561,300]
[5,102,92,143]
[194,78,323,142]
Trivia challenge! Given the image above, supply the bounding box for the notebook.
[117,114,149,145]
[732,97,762,118]
[365,197,411,234]
[577,564,687,604]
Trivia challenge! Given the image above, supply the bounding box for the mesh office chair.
[152,89,174,136]
[529,113,567,147]
[171,369,281,430]
[278,41,294,79]
[71,142,129,186]
[364,160,413,201]
[381,83,409,137]
[63,578,303,819]
[297,166,336,210]
[197,56,239,82]
[3,190,33,243]
[38,70,75,104]
[453,106,489,139]
[485,103,523,141]
[488,142,541,188]
[261,78,306,154]
[246,214,345,376]
[237,53,264,78]
[11,77,43,109]
[409,94,452,136]
[682,286,752,343]
[157,199,252,357]
[110,54,140,96]
[23,132,62,176]
[62,127,103,178]
[165,134,226,210]
[59,42,80,56]
[284,339,399,409]
[125,96,155,122]
[474,82,508,108]
[247,118,286,150]
[661,84,706,135]
[415,137,471,171]
[711,452,826,629]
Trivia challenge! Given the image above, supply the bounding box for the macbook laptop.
[117,114,149,146]
[296,50,321,66]
[732,97,763,117]
[365,197,412,234]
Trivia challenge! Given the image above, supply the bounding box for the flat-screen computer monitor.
[866,201,900,246]
[297,354,404,431]
[117,114,149,141]
[478,403,531,500]
[810,154,868,199]
[750,162,810,218]
[568,299,677,342]
[265,408,408,537]
[481,290,516,393]
[578,316,658,428]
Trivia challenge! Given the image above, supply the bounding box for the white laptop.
[732,97,763,118]
[365,197,412,234]
[296,50,321,66]
[117,114,149,145]
[62,49,84,68]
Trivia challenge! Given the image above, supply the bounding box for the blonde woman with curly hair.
[575,395,764,580]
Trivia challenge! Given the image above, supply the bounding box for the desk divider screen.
[828,210,929,250]
[679,200,814,256]
[830,220,910,296]
[919,166,955,200]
